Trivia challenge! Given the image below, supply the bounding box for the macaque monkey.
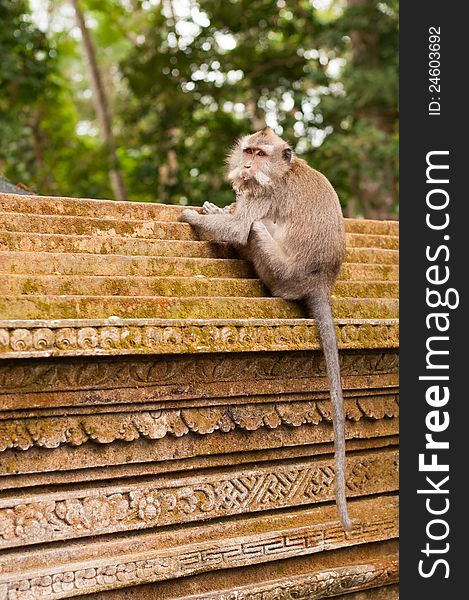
[181,127,351,530]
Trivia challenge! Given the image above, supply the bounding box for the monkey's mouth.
[240,172,255,182]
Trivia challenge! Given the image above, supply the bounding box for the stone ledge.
[81,541,398,600]
[0,496,398,599]
[0,318,399,358]
[168,558,399,600]
[0,448,398,549]
[0,396,399,451]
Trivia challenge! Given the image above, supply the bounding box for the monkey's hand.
[202,202,234,215]
[202,202,223,214]
[181,209,201,225]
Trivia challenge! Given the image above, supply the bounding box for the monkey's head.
[227,127,293,188]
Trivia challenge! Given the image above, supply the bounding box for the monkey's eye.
[243,148,253,155]
[257,150,266,157]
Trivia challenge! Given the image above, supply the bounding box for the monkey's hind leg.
[248,221,298,297]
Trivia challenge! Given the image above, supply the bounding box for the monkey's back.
[279,158,345,282]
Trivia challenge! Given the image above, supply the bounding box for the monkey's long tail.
[305,290,352,531]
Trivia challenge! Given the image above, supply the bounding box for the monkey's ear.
[282,147,292,163]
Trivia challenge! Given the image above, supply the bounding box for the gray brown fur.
[181,128,351,530]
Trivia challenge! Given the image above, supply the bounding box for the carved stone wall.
[0,193,399,599]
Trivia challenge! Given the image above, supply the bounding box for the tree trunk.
[30,111,56,194]
[247,98,266,131]
[71,0,127,200]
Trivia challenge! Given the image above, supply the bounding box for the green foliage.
[0,0,398,217]
[0,0,54,187]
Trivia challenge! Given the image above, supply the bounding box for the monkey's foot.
[180,209,200,224]
[251,220,270,235]
[202,201,223,215]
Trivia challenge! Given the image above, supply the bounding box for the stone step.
[347,247,397,264]
[2,275,265,298]
[0,295,399,320]
[0,231,235,259]
[0,212,197,240]
[0,251,253,278]
[346,232,398,250]
[0,231,398,263]
[0,211,398,249]
[0,192,187,221]
[0,252,397,281]
[340,263,398,281]
[0,192,399,235]
[1,275,399,299]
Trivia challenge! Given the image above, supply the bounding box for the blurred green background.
[0,0,398,218]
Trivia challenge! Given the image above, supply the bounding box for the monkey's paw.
[251,220,269,235]
[181,209,200,224]
[202,201,222,215]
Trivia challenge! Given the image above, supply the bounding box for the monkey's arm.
[181,205,258,246]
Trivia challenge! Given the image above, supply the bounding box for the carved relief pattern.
[0,451,398,548]
[0,397,399,452]
[186,559,399,600]
[0,351,399,394]
[0,319,398,359]
[1,506,399,600]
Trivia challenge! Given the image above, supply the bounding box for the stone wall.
[0,192,399,599]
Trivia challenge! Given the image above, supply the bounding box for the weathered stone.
[1,274,267,298]
[0,251,251,277]
[0,496,398,598]
[0,393,400,446]
[0,447,398,548]
[0,231,237,259]
[0,275,398,299]
[0,192,399,599]
[0,211,398,250]
[345,232,398,250]
[0,296,399,321]
[0,212,197,240]
[0,319,399,358]
[83,541,398,599]
[160,559,399,600]
[0,348,398,400]
[0,192,399,234]
[0,251,398,281]
[0,230,398,262]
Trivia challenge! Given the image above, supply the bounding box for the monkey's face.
[239,146,272,185]
[227,129,293,189]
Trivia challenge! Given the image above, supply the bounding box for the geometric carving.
[174,557,399,600]
[0,397,399,452]
[0,449,399,548]
[0,496,399,599]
